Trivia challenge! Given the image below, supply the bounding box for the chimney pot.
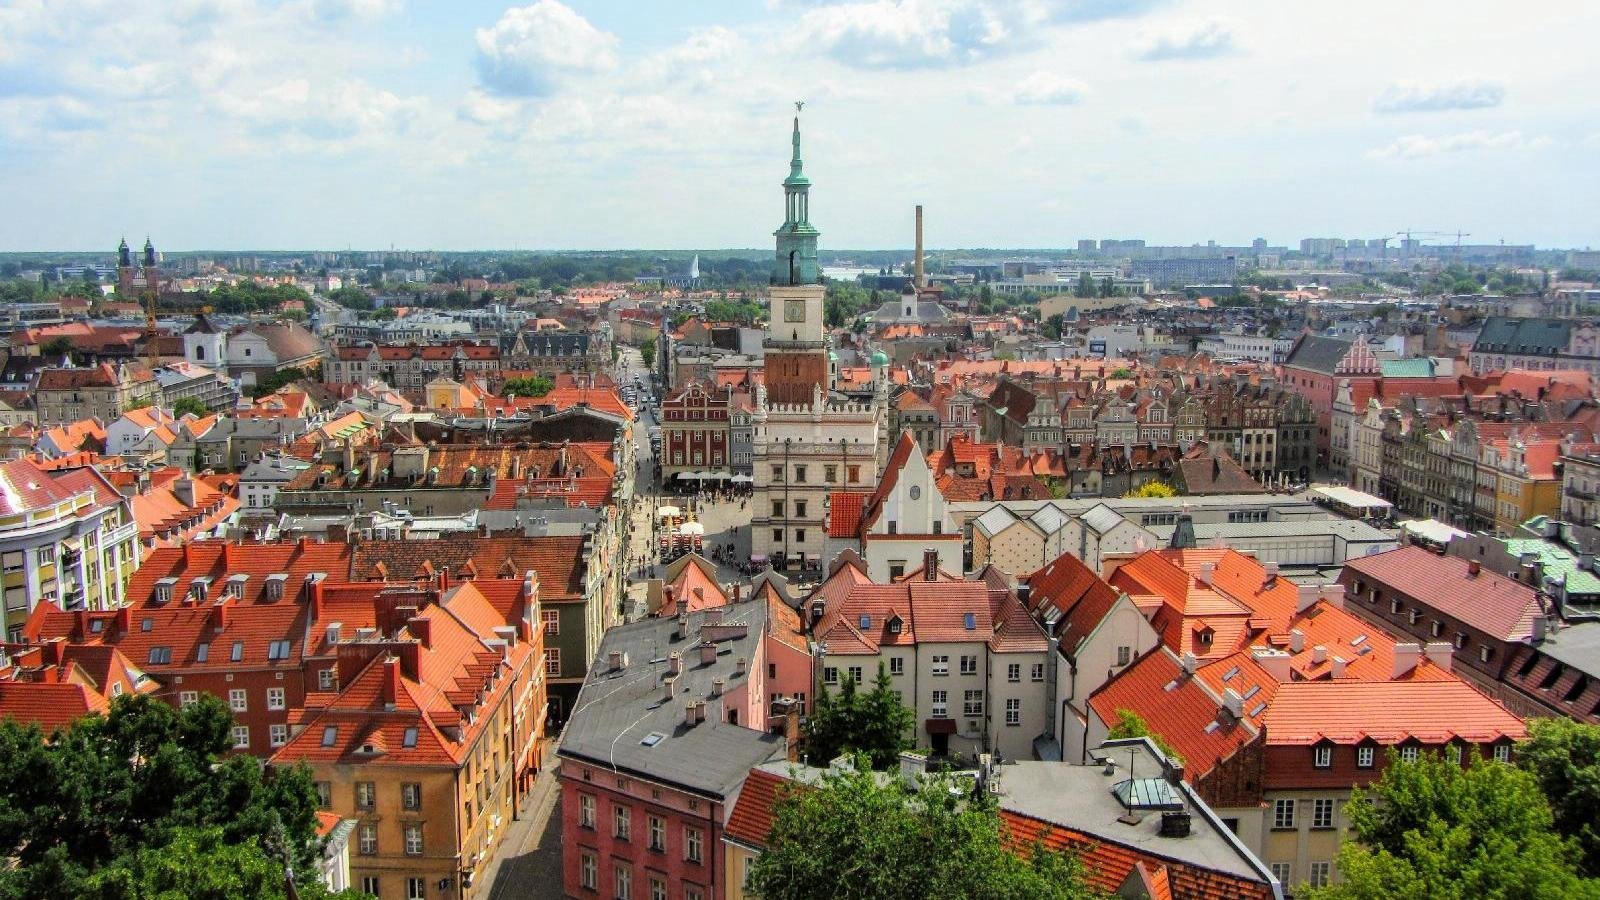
[699,642,717,665]
[1311,645,1328,664]
[694,700,706,724]
[668,650,682,676]
[712,678,724,697]
[608,649,624,671]
[663,674,677,702]
[1468,560,1482,577]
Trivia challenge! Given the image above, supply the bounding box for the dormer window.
[264,573,287,601]
[153,577,177,603]
[226,574,248,600]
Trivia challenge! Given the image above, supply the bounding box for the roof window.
[321,726,338,747]
[964,613,977,631]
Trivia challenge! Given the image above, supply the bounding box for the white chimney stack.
[1289,629,1305,653]
[1424,641,1454,672]
[1222,688,1244,718]
[1393,643,1423,678]
[1198,562,1216,586]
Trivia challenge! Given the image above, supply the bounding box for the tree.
[804,663,914,770]
[1074,272,1095,298]
[1308,752,1600,900]
[0,694,366,900]
[172,396,209,418]
[502,375,553,398]
[747,763,1100,900]
[1518,718,1600,876]
[1098,276,1116,298]
[41,335,77,362]
[1105,709,1182,764]
[639,338,657,371]
[1123,481,1176,499]
[1041,313,1065,341]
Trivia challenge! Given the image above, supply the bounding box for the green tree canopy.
[1308,751,1600,900]
[639,338,657,370]
[1517,717,1600,876]
[502,375,553,398]
[1074,272,1095,298]
[1105,709,1182,764]
[748,762,1100,900]
[0,694,366,900]
[804,663,915,770]
[172,396,209,418]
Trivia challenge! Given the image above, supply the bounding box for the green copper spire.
[774,103,820,285]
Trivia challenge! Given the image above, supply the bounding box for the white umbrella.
[678,522,705,536]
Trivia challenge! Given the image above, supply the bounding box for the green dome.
[870,349,889,367]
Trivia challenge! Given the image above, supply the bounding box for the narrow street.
[481,754,563,899]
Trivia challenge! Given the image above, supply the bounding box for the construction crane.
[1396,229,1471,260]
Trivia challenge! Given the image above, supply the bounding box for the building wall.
[863,537,962,582]
[750,404,880,572]
[1056,597,1160,762]
[561,765,726,900]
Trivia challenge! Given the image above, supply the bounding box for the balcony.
[1567,485,1599,501]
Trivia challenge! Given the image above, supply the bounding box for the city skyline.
[2,0,1598,252]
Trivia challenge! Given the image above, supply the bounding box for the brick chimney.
[382,655,400,706]
[408,616,432,649]
[923,548,939,580]
[699,641,717,666]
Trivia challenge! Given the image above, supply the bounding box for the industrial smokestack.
[914,205,925,289]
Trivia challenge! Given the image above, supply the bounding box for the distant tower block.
[914,205,924,289]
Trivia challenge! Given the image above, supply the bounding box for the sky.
[1,0,1597,253]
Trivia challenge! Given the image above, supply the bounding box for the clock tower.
[764,108,829,405]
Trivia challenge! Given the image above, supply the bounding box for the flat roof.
[1148,519,1396,542]
[1310,485,1392,510]
[997,754,1268,885]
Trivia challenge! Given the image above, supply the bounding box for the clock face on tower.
[784,299,806,323]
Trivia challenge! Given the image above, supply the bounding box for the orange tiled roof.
[1262,679,1525,746]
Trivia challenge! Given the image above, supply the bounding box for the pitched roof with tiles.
[1088,647,1258,782]
[826,491,869,538]
[1023,550,1123,655]
[1261,679,1525,746]
[349,535,589,600]
[1342,546,1541,642]
[658,555,728,616]
[807,569,1037,655]
[724,766,796,849]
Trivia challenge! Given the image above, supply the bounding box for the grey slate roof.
[1472,316,1574,356]
[559,603,785,798]
[1281,334,1353,374]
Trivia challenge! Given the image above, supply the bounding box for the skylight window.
[147,647,171,665]
[1249,702,1268,718]
[859,615,872,630]
[231,641,244,662]
[402,727,418,748]
[1223,666,1240,681]
[1350,635,1367,646]
[640,732,666,747]
[196,643,209,662]
[964,613,977,631]
[321,726,337,747]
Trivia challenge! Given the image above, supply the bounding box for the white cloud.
[635,26,741,87]
[474,1,619,96]
[792,0,1156,70]
[308,0,403,21]
[997,71,1090,105]
[1367,129,1549,160]
[1374,79,1504,113]
[1130,19,1235,61]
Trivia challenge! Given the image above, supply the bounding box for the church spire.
[773,102,819,285]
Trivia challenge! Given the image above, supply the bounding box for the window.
[685,826,703,863]
[889,657,904,676]
[932,655,949,676]
[361,876,379,895]
[267,687,286,710]
[541,609,560,635]
[403,823,423,855]
[824,465,837,482]
[403,727,417,748]
[580,852,598,890]
[1314,745,1332,768]
[963,690,984,716]
[848,464,861,483]
[269,724,287,747]
[179,690,198,706]
[960,655,977,676]
[147,646,171,665]
[196,643,209,662]
[1308,861,1332,888]
[772,500,784,518]
[795,500,807,518]
[932,689,948,717]
[578,794,595,829]
[1400,745,1419,762]
[356,782,376,809]
[794,466,807,483]
[1272,798,1295,829]
[314,782,331,808]
[319,668,336,690]
[1493,743,1512,763]
[772,528,783,543]
[229,689,247,712]
[546,647,561,676]
[823,666,839,685]
[230,641,244,662]
[1116,645,1132,667]
[1007,663,1021,683]
[1312,798,1335,829]
[406,876,426,899]
[1269,862,1292,885]
[357,824,377,855]
[795,529,806,543]
[771,465,783,482]
[614,804,631,840]
[650,877,667,900]
[1005,697,1021,726]
[402,783,421,810]
[1357,745,1375,768]
[847,665,863,685]
[231,726,249,749]
[321,726,338,747]
[614,865,632,900]
[1031,663,1045,682]
[266,639,291,660]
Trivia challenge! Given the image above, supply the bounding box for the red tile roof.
[826,491,869,538]
[1262,679,1525,746]
[1088,647,1257,782]
[1342,547,1541,642]
[724,767,796,848]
